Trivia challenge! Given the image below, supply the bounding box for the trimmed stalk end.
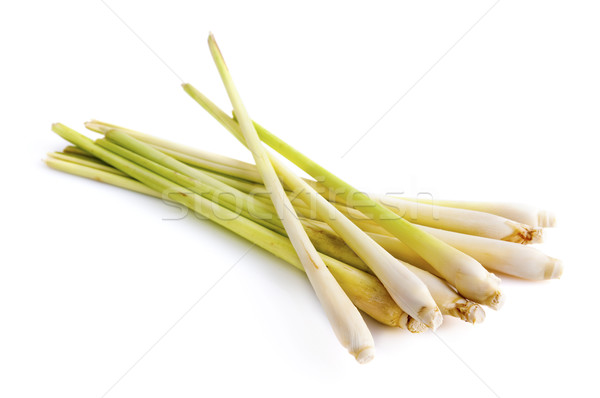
[452,300,486,324]
[84,120,110,134]
[407,318,427,333]
[503,220,543,244]
[529,227,543,244]
[538,210,556,228]
[545,258,563,280]
[486,289,505,310]
[418,306,443,330]
[354,346,375,364]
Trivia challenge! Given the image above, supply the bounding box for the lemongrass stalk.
[97,128,279,222]
[183,85,442,328]
[182,88,502,309]
[401,261,485,324]
[53,148,369,273]
[50,124,422,336]
[299,220,369,271]
[257,120,506,307]
[208,34,375,362]
[90,122,273,193]
[250,207,482,323]
[84,122,555,230]
[63,145,94,157]
[46,154,421,331]
[57,142,560,282]
[199,168,270,195]
[414,226,562,280]
[85,120,263,184]
[95,136,285,235]
[399,197,556,228]
[48,151,128,177]
[45,156,159,197]
[371,194,542,244]
[298,220,484,323]
[85,120,258,178]
[310,206,562,281]
[342,226,562,281]
[55,150,106,165]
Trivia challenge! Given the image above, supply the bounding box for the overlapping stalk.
[372,194,542,244]
[206,34,375,362]
[80,121,561,282]
[181,87,503,309]
[181,84,443,329]
[43,33,565,365]
[50,125,427,341]
[47,151,484,324]
[85,120,547,242]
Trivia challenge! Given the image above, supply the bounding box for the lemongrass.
[96,133,282,233]
[341,226,562,281]
[51,124,423,345]
[199,168,270,195]
[179,103,502,308]
[46,151,422,331]
[63,145,95,158]
[58,139,560,282]
[207,34,375,362]
[293,222,484,323]
[183,86,442,328]
[371,194,543,244]
[55,145,369,273]
[310,206,562,281]
[85,109,503,307]
[414,226,562,280]
[45,155,159,197]
[99,138,366,272]
[401,262,485,324]
[399,197,556,228]
[84,121,555,232]
[47,151,128,177]
[92,140,278,232]
[85,120,263,184]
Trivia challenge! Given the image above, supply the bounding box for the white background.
[1,1,599,397]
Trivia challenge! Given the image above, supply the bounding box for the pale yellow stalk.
[207,33,375,363]
[400,197,556,228]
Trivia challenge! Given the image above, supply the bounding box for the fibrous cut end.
[486,289,505,310]
[503,221,543,244]
[407,318,428,333]
[452,300,486,324]
[419,306,443,331]
[354,346,375,364]
[545,258,563,280]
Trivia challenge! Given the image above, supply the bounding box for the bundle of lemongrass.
[45,34,561,363]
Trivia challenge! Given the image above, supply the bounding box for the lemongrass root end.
[529,227,544,244]
[418,307,443,330]
[354,346,375,364]
[452,300,486,324]
[503,221,544,244]
[545,258,564,280]
[486,289,505,310]
[407,318,428,333]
